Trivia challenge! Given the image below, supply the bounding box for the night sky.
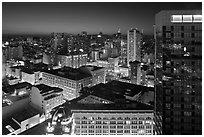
[2,2,202,35]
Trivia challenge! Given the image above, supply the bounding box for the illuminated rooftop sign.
[171,15,202,23]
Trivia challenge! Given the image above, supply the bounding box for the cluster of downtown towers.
[2,10,202,135]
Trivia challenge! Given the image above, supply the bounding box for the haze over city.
[2,2,201,35]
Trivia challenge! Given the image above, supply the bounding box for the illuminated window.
[171,15,182,22]
[183,15,193,22]
[193,15,202,22]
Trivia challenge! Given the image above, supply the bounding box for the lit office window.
[193,15,202,22]
[183,15,193,22]
[171,15,182,22]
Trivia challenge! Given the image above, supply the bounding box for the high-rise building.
[129,61,141,85]
[120,39,127,66]
[127,28,142,67]
[154,10,202,135]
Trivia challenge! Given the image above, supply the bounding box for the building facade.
[71,109,154,135]
[155,10,202,135]
[41,67,92,100]
[127,28,142,67]
[30,84,64,117]
[129,61,141,85]
[57,53,87,68]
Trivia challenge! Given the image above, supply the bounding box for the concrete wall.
[30,87,43,112]
[20,114,40,133]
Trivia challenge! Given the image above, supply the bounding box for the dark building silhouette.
[154,10,202,135]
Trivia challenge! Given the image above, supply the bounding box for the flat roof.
[66,97,153,111]
[44,94,61,101]
[12,106,40,123]
[63,80,154,111]
[42,67,91,80]
[22,68,35,74]
[88,80,154,99]
[2,118,21,135]
[88,83,125,102]
[35,84,63,95]
[21,63,48,73]
[10,82,32,90]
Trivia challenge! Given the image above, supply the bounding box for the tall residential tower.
[127,28,142,67]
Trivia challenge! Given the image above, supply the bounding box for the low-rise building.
[2,106,42,135]
[12,107,40,133]
[2,118,21,135]
[2,82,32,119]
[63,80,154,135]
[30,84,64,118]
[42,67,92,100]
[71,109,154,135]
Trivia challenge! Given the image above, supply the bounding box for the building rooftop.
[87,83,125,102]
[42,67,91,80]
[21,68,35,74]
[67,80,154,111]
[12,106,40,123]
[65,95,153,111]
[3,82,32,94]
[22,62,48,73]
[35,84,63,95]
[87,80,154,98]
[44,94,61,101]
[2,118,21,135]
[10,82,32,90]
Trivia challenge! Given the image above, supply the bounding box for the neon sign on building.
[171,15,202,23]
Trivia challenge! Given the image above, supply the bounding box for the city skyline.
[2,2,201,35]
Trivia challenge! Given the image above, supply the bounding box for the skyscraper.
[154,10,202,135]
[127,28,142,67]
